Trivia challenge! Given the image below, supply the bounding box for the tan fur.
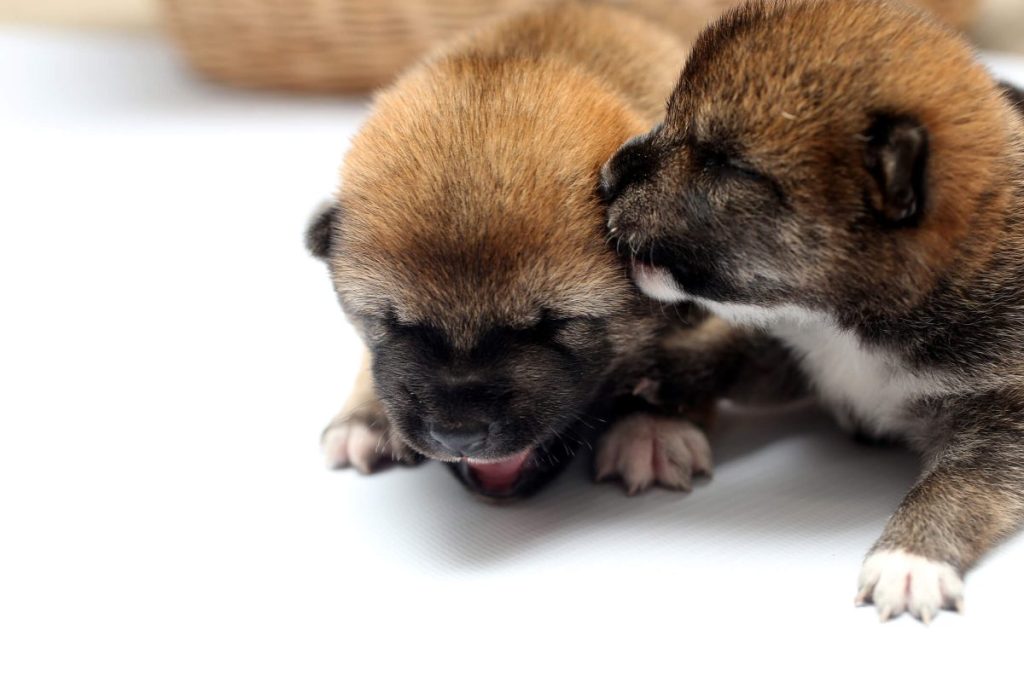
[317,1,706,486]
[336,0,980,331]
[334,3,686,348]
[675,0,1012,305]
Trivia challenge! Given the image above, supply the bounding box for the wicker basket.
[161,0,542,92]
[161,0,979,93]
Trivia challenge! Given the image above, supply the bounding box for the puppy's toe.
[856,549,964,623]
[321,418,417,474]
[595,413,712,495]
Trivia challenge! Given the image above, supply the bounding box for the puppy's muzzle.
[600,128,662,205]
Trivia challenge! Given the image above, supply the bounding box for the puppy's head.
[312,57,655,498]
[603,0,1015,324]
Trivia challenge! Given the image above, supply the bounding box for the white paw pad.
[321,420,390,474]
[856,549,964,623]
[595,413,712,495]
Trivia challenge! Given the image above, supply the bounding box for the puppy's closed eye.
[689,137,765,181]
[474,313,569,355]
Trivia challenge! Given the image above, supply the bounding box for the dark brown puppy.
[307,1,719,500]
[602,0,1024,621]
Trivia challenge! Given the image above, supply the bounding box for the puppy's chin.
[632,262,689,303]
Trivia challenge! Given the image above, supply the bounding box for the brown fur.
[607,0,1012,316]
[336,0,981,336]
[312,1,715,497]
[335,2,685,333]
[675,0,1005,283]
[602,0,1024,620]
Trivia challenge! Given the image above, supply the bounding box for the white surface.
[3,28,1024,681]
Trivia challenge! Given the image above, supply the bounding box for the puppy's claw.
[626,481,650,497]
[878,606,892,623]
[954,597,965,614]
[594,413,712,496]
[595,460,617,484]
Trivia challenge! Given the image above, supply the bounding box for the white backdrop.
[2,29,1023,681]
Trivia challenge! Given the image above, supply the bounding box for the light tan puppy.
[308,1,714,499]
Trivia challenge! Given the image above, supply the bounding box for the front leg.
[321,349,421,473]
[857,391,1024,622]
[596,315,797,495]
[594,410,713,495]
[652,317,808,409]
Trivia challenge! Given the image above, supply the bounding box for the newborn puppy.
[308,1,717,500]
[602,0,1024,621]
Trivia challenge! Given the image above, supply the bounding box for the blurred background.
[1,0,1022,93]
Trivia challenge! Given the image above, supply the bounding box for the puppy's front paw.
[321,415,418,474]
[856,549,965,623]
[594,413,712,495]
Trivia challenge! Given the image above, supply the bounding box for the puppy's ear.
[998,81,1024,115]
[305,200,343,261]
[864,115,928,227]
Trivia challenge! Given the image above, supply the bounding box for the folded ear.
[864,115,928,227]
[305,200,343,261]
[998,80,1024,115]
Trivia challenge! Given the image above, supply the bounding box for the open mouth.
[460,449,534,497]
[447,424,593,501]
[439,401,612,501]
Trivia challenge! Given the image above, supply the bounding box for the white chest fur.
[629,264,950,438]
[770,313,947,438]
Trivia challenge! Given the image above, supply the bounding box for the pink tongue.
[467,449,532,493]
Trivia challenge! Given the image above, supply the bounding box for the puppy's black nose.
[430,425,488,456]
